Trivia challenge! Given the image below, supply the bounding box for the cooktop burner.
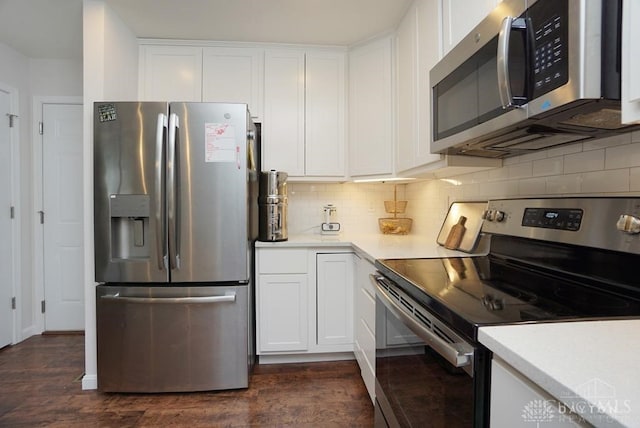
[375,255,640,342]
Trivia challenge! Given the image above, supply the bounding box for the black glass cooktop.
[375,255,640,342]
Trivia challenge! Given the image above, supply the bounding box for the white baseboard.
[258,351,355,365]
[20,326,40,343]
[82,374,98,390]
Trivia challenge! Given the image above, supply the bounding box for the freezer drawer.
[96,285,250,392]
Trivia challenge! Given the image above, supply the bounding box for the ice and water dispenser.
[109,194,151,260]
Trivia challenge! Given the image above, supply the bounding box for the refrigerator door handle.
[155,113,168,271]
[167,112,180,270]
[100,292,237,304]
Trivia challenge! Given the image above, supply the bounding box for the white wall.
[406,131,640,238]
[82,0,139,390]
[0,43,83,339]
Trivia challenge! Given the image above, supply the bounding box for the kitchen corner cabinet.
[348,36,394,178]
[138,43,264,120]
[490,357,588,427]
[441,0,502,56]
[256,247,354,361]
[263,48,347,180]
[622,0,640,124]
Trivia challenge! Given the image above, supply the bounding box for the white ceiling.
[0,0,412,60]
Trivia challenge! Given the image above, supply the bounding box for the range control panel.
[522,207,582,231]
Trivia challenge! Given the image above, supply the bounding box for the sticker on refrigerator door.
[205,123,237,163]
[97,104,117,122]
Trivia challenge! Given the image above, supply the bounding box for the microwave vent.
[490,131,590,151]
[559,108,627,130]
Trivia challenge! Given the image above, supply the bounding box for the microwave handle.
[497,17,527,109]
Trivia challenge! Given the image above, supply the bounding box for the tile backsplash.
[287,131,640,240]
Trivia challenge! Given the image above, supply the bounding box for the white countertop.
[255,232,486,262]
[479,320,640,428]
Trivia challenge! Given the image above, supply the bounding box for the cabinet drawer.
[359,287,375,332]
[258,249,307,274]
[358,318,376,372]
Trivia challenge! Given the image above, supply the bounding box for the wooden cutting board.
[437,201,487,252]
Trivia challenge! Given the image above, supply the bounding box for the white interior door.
[0,87,14,347]
[42,103,84,331]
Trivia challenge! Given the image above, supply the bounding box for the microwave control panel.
[529,0,569,98]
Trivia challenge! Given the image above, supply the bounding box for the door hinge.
[10,206,15,219]
[7,113,18,128]
[39,121,44,135]
[41,300,46,314]
[38,210,44,224]
[11,297,16,310]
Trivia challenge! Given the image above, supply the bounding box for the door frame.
[0,81,21,345]
[32,96,83,334]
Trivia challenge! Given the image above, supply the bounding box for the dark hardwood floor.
[0,335,373,427]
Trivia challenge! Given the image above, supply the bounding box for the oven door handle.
[372,274,473,368]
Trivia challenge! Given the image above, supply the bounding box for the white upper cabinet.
[263,48,347,179]
[396,0,444,174]
[263,49,306,176]
[202,47,264,120]
[139,45,203,101]
[441,0,501,56]
[139,43,264,120]
[622,0,640,124]
[348,36,394,178]
[305,51,346,177]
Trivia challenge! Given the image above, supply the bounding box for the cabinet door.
[396,5,419,173]
[441,0,499,56]
[491,358,589,427]
[263,49,306,175]
[396,1,443,173]
[622,0,640,124]
[257,273,308,352]
[348,37,394,177]
[139,45,202,101]
[305,51,346,177]
[316,253,354,346]
[202,47,264,120]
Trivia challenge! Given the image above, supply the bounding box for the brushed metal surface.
[96,285,250,392]
[169,103,253,282]
[483,197,640,254]
[94,102,168,283]
[94,102,257,284]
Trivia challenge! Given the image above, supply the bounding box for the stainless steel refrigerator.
[93,102,258,393]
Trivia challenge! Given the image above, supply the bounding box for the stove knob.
[616,214,640,234]
[482,210,490,220]
[485,210,495,221]
[494,211,506,222]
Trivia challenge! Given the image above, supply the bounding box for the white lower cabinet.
[256,247,354,362]
[491,357,588,427]
[257,273,308,352]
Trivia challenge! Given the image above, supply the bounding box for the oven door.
[372,274,490,428]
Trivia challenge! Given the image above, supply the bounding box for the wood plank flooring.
[0,335,373,427]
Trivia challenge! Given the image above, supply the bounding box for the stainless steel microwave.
[430,0,638,158]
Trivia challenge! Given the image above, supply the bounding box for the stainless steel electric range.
[372,197,640,428]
